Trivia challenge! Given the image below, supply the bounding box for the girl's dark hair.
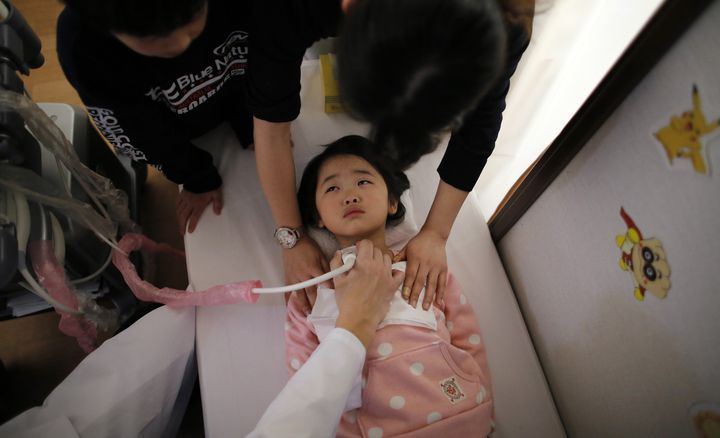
[298,135,410,229]
[336,0,507,169]
[62,0,206,36]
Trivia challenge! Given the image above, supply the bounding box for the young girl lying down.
[285,135,493,437]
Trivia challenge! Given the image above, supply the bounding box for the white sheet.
[186,60,565,437]
[0,306,197,438]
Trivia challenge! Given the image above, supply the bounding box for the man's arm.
[248,328,365,438]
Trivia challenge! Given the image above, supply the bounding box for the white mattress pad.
[185,60,564,438]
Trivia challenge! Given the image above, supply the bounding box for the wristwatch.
[274,226,303,249]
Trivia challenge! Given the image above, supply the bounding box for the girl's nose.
[344,196,359,205]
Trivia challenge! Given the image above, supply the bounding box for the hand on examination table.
[395,228,448,310]
[334,240,405,348]
[284,236,330,313]
[178,187,223,234]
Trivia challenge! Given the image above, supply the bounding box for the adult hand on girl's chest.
[396,229,448,310]
[334,240,405,346]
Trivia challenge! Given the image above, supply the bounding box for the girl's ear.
[388,198,398,215]
[317,218,325,229]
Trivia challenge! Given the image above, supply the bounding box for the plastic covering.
[1,90,262,350]
[0,91,136,234]
[0,164,118,241]
[28,240,116,352]
[113,233,261,307]
[1,90,136,347]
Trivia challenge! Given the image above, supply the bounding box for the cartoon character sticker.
[615,207,671,301]
[690,403,720,438]
[654,85,720,174]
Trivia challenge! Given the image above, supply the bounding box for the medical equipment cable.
[14,196,79,314]
[45,209,110,285]
[70,248,113,285]
[252,247,357,294]
[0,161,125,256]
[48,122,116,228]
[12,190,81,315]
[54,154,126,255]
[49,212,65,264]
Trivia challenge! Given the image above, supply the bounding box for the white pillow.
[307,190,419,259]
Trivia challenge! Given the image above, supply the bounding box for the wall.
[475,0,665,219]
[498,3,720,437]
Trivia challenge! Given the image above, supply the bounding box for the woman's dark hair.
[336,0,508,169]
[62,0,206,36]
[298,135,410,229]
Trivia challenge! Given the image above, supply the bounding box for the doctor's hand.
[178,187,223,235]
[334,240,405,348]
[283,237,329,313]
[395,229,448,310]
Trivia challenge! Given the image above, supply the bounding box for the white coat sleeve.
[247,328,366,438]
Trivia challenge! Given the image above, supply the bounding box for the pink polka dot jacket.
[285,272,493,437]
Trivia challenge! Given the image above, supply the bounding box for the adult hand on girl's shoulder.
[283,236,329,313]
[397,229,448,310]
[334,240,405,348]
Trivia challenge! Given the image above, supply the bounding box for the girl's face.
[315,155,397,245]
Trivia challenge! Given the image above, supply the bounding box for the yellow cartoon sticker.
[615,208,671,301]
[654,85,719,174]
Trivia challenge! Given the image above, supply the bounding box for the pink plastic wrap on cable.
[113,233,261,307]
[28,240,99,353]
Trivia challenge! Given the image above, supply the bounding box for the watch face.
[276,228,297,248]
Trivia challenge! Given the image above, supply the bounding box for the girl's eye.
[325,186,338,193]
[358,179,372,186]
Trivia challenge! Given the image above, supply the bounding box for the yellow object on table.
[320,54,343,113]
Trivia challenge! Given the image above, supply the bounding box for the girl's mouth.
[344,208,364,218]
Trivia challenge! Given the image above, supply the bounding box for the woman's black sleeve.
[437,25,530,192]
